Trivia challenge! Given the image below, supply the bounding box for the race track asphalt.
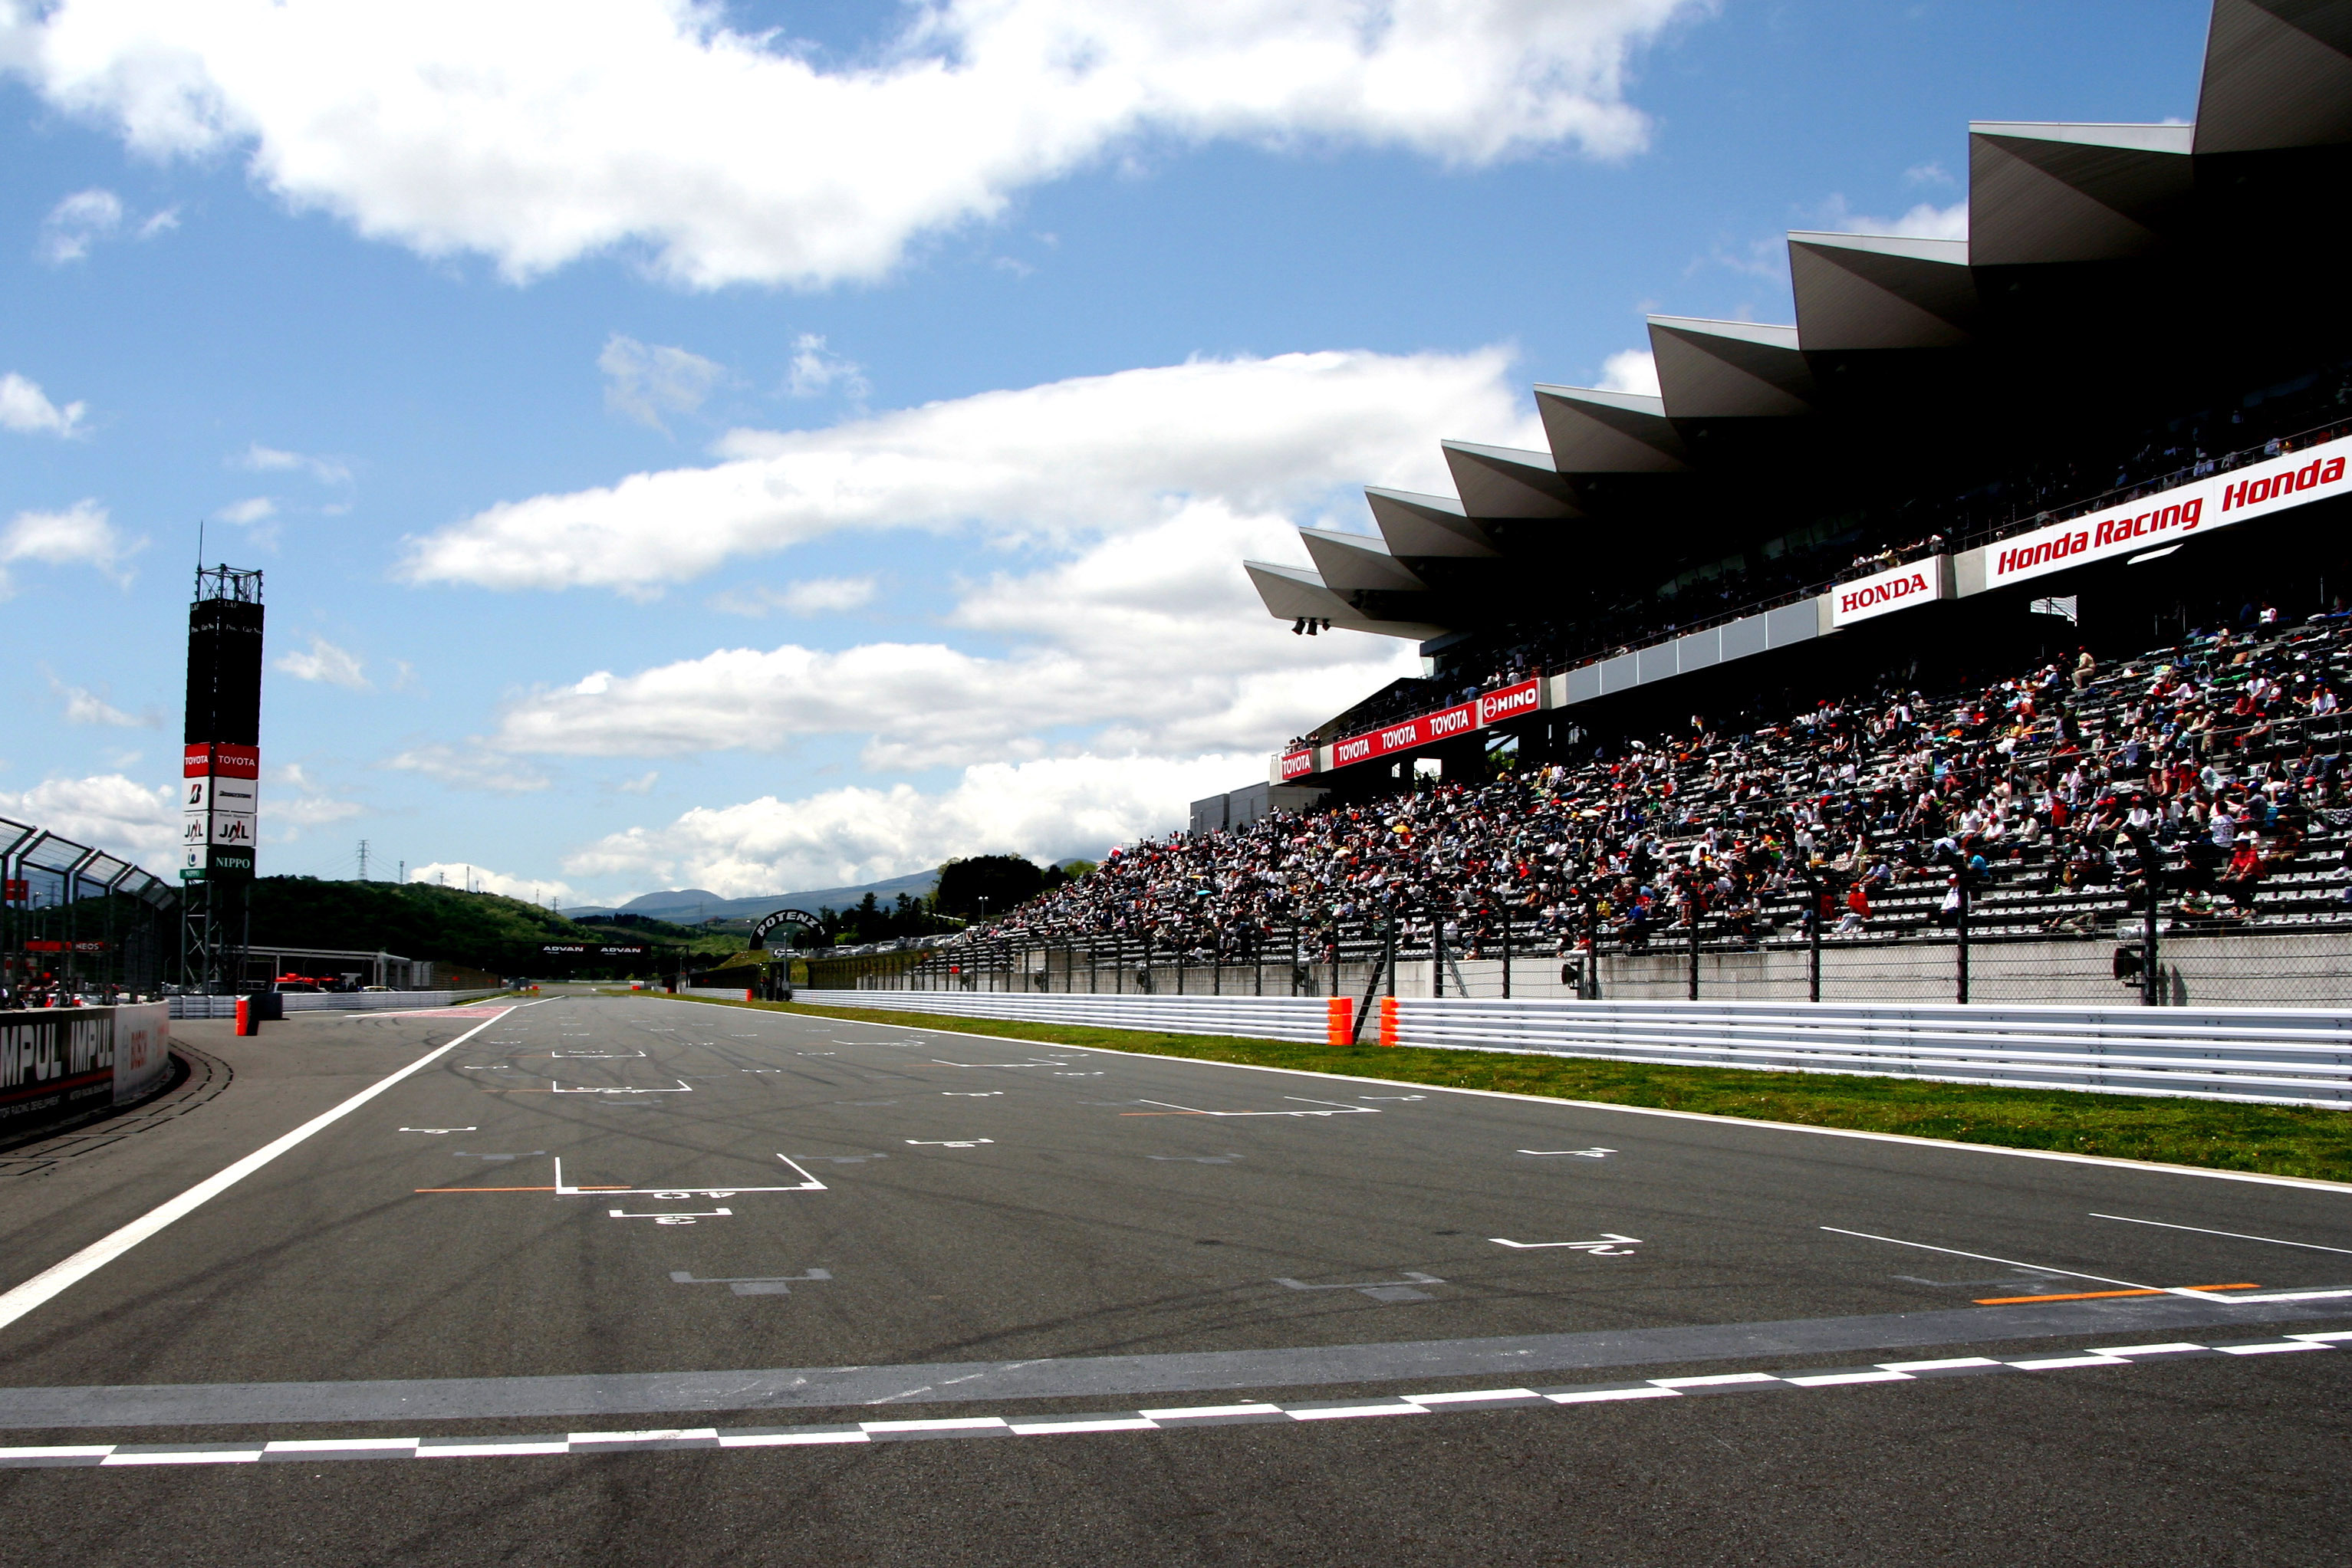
[2,990,2347,1566]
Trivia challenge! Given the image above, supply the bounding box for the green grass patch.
[661,994,2352,1185]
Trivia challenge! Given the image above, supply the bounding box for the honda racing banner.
[1985,433,2351,590]
[1830,554,1949,628]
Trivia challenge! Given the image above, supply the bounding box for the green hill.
[246,878,744,975]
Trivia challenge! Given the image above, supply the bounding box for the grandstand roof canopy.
[1247,0,2352,645]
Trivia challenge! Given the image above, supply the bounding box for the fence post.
[1328,929,1340,999]
[1432,915,1444,999]
[1500,912,1511,1000]
[1686,899,1700,1002]
[1808,879,1823,1004]
[1954,873,1970,1006]
[2141,837,2163,1007]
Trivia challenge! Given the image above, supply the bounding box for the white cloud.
[274,633,369,689]
[1828,198,1968,242]
[235,442,352,485]
[385,741,548,794]
[1903,160,1952,187]
[402,346,1532,594]
[217,495,275,524]
[616,771,659,796]
[709,576,877,616]
[0,499,141,597]
[564,751,1256,898]
[37,186,120,262]
[268,762,363,835]
[0,773,177,865]
[598,334,726,430]
[43,663,155,728]
[1596,348,1659,396]
[136,205,179,238]
[492,498,1410,768]
[3,0,1701,289]
[406,862,578,902]
[0,372,90,437]
[783,334,868,401]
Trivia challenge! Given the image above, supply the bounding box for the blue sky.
[0,0,2210,902]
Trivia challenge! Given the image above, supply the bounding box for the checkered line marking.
[10,1331,2345,1468]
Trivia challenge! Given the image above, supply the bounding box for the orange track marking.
[1972,1282,2258,1304]
[413,1185,631,1193]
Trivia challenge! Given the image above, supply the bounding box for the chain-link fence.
[2,815,179,1003]
[880,910,2352,1011]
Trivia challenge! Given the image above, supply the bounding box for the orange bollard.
[1380,995,1400,1047]
[235,997,258,1036]
[1325,996,1351,1046]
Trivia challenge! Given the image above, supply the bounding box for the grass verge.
[672,995,2352,1185]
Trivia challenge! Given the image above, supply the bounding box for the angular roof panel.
[1364,488,1501,558]
[1532,384,1689,472]
[1298,529,1431,594]
[1440,440,1580,518]
[1243,561,1447,640]
[2194,0,2352,154]
[1788,231,1977,350]
[1648,317,1816,419]
[1967,123,2195,265]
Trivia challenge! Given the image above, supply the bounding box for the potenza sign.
[1830,555,1949,629]
[1986,434,2352,590]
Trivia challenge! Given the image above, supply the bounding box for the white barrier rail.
[800,989,2352,1107]
[791,990,1349,1045]
[166,988,509,1019]
[676,985,758,1002]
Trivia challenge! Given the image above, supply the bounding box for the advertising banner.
[1,1010,119,1136]
[1475,678,1544,725]
[1278,749,1316,781]
[1830,554,1949,628]
[1985,433,2352,590]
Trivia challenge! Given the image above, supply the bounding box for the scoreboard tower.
[181,564,264,992]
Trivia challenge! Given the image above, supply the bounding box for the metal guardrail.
[798,990,1347,1047]
[801,988,2352,1107]
[166,988,510,1018]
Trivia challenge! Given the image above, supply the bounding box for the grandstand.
[910,3,2352,1008]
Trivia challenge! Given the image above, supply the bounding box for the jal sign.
[1985,433,2352,590]
[1830,555,1949,629]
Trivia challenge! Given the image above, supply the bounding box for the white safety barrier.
[801,989,2352,1106]
[676,985,758,1002]
[797,990,1352,1046]
[165,988,509,1019]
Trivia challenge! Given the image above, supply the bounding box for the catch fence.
[1,814,178,1002]
[867,914,2352,1011]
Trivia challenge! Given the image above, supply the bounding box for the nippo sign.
[1985,433,2352,590]
[1831,555,1948,628]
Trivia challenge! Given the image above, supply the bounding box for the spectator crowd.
[968,613,2352,965]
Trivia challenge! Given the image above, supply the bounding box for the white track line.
[769,1003,2352,1195]
[1817,1227,2163,1291]
[2087,1213,2352,1256]
[0,1003,531,1336]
